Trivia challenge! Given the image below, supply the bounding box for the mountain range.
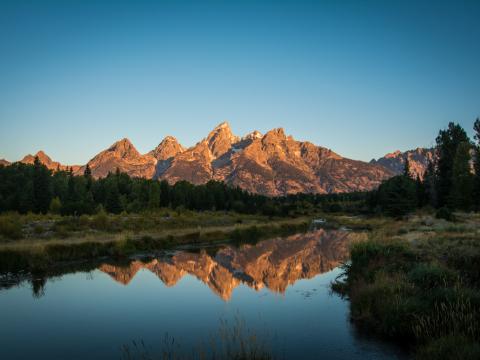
[0,122,435,196]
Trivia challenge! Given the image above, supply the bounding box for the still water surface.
[0,230,408,359]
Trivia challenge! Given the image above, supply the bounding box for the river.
[0,229,408,359]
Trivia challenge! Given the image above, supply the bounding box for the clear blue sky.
[1,0,479,164]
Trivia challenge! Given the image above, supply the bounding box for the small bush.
[436,207,454,221]
[49,197,62,214]
[91,209,110,231]
[33,224,44,235]
[0,214,23,240]
[408,263,458,289]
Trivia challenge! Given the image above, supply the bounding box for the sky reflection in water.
[0,230,408,359]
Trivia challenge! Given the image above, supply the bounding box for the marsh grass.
[120,316,276,360]
[332,212,480,359]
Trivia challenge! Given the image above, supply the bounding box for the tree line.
[368,119,480,217]
[0,163,273,215]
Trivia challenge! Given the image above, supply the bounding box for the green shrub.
[436,207,454,221]
[0,214,23,240]
[49,197,62,214]
[33,224,44,235]
[91,209,110,231]
[408,263,458,289]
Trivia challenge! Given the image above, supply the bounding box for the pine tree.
[84,164,93,192]
[473,118,480,210]
[105,181,122,214]
[33,156,52,213]
[450,141,473,210]
[403,157,411,178]
[422,160,437,207]
[435,122,470,208]
[84,164,92,178]
[148,181,161,209]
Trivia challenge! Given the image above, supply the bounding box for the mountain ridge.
[1,122,434,195]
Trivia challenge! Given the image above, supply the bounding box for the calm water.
[0,229,408,359]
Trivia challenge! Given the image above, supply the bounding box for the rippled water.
[0,230,408,359]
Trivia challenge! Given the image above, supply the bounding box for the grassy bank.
[333,212,480,359]
[0,210,310,273]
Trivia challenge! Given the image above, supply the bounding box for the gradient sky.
[1,0,479,164]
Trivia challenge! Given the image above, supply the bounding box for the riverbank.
[332,211,480,359]
[0,210,310,273]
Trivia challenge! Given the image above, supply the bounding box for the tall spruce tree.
[435,122,470,208]
[105,181,122,214]
[472,118,480,211]
[84,164,92,178]
[33,156,52,213]
[450,141,473,210]
[403,157,411,178]
[423,160,437,207]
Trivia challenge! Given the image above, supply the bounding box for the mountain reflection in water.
[99,229,351,300]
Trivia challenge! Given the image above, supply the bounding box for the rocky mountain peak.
[19,150,79,172]
[213,121,231,131]
[371,147,435,180]
[35,150,48,158]
[107,138,141,159]
[150,136,185,161]
[206,121,240,158]
[384,150,402,159]
[243,130,262,141]
[263,128,286,143]
[86,138,156,178]
[22,150,54,165]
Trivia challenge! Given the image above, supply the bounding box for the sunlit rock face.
[149,136,185,161]
[156,122,393,195]
[371,148,435,180]
[83,138,157,178]
[98,229,352,301]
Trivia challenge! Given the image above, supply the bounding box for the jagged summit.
[243,130,262,140]
[206,121,240,158]
[150,136,185,161]
[213,121,231,130]
[105,138,141,159]
[263,128,286,142]
[86,138,156,178]
[21,150,51,163]
[384,150,402,159]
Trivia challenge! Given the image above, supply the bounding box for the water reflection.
[0,229,353,300]
[99,229,351,300]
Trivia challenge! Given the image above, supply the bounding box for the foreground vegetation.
[333,211,480,359]
[121,316,275,360]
